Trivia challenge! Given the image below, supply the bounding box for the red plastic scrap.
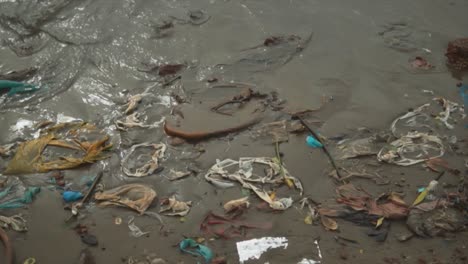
[200,212,272,239]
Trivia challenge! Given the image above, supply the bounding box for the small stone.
[81,234,98,246]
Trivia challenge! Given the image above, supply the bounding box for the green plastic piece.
[0,80,40,96]
[179,238,213,263]
[0,187,41,209]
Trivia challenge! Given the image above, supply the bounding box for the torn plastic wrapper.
[377,132,444,166]
[0,214,27,232]
[127,216,149,238]
[205,157,302,210]
[94,184,156,214]
[121,143,166,177]
[159,196,191,216]
[390,99,464,137]
[4,122,112,174]
[433,97,461,129]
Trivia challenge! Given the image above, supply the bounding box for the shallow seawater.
[0,0,467,263]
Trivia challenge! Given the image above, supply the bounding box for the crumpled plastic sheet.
[94,184,157,214]
[377,132,444,166]
[0,177,40,209]
[0,214,28,232]
[127,216,149,238]
[236,237,288,263]
[391,99,464,137]
[205,157,302,210]
[337,136,382,160]
[121,142,166,177]
[4,122,112,174]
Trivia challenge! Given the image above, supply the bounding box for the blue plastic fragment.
[306,135,323,148]
[62,191,84,203]
[0,80,40,96]
[179,238,213,263]
[417,187,425,193]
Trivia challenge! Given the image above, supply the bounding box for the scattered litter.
[413,172,443,206]
[166,170,192,181]
[205,157,302,210]
[179,238,213,263]
[320,184,409,220]
[434,97,460,129]
[94,184,157,214]
[63,191,84,203]
[407,207,465,237]
[4,122,112,174]
[378,132,444,166]
[306,135,323,148]
[224,197,249,213]
[0,214,27,232]
[159,196,192,216]
[114,217,122,225]
[128,216,149,238]
[236,237,288,263]
[121,143,166,177]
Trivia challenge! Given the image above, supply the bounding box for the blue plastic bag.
[62,191,84,202]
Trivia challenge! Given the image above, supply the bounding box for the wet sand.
[0,0,467,263]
